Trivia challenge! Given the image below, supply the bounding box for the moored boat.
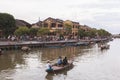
[100,44,110,50]
[44,43,65,48]
[21,46,31,51]
[75,41,89,46]
[46,60,73,73]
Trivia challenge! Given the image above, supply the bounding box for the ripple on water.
[0,39,120,80]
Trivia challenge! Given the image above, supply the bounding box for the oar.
[53,70,56,75]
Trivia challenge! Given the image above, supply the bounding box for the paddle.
[53,70,56,75]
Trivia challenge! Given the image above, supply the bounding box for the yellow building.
[64,20,80,36]
[32,17,93,37]
[43,17,63,33]
[80,25,92,31]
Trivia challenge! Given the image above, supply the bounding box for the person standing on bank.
[63,57,68,65]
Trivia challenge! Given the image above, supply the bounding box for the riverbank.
[0,38,110,50]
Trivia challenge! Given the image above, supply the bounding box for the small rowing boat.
[100,44,110,50]
[46,60,73,73]
[21,46,31,51]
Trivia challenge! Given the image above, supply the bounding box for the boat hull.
[46,61,73,73]
[101,45,110,50]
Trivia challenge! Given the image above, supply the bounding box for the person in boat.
[46,60,53,71]
[63,57,68,65]
[57,56,63,66]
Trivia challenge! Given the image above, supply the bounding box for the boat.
[100,44,110,50]
[46,60,73,73]
[44,44,65,48]
[75,41,89,46]
[21,46,31,51]
[44,43,65,48]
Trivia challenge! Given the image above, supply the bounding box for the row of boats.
[21,41,90,51]
[44,41,90,48]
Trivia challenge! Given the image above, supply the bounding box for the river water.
[0,39,120,80]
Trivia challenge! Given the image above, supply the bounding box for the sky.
[0,0,120,34]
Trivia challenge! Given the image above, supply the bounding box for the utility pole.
[38,17,41,27]
[39,17,40,22]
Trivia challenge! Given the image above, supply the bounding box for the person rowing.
[62,56,68,65]
[57,56,63,66]
[46,60,53,71]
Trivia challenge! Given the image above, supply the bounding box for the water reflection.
[41,45,94,61]
[0,44,95,71]
[0,39,118,80]
[45,70,67,80]
[45,65,74,80]
[0,50,26,71]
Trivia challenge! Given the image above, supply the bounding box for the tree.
[97,29,111,37]
[37,28,50,36]
[78,29,86,38]
[29,28,38,36]
[87,29,97,38]
[0,13,16,37]
[55,29,64,40]
[64,23,72,35]
[14,26,30,36]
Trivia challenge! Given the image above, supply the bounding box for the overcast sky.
[0,0,120,34]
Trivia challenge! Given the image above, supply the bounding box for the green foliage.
[78,29,86,38]
[29,28,38,36]
[65,23,71,27]
[55,29,62,34]
[86,29,97,38]
[64,23,72,35]
[0,13,16,36]
[14,26,30,36]
[78,28,111,38]
[97,29,111,37]
[37,28,50,36]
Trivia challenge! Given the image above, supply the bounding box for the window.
[44,23,48,27]
[73,25,74,28]
[58,24,63,27]
[51,23,56,27]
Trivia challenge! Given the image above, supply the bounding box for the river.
[0,39,120,80]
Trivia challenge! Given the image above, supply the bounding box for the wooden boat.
[21,46,31,51]
[46,60,73,73]
[75,41,89,46]
[100,44,110,50]
[44,43,65,48]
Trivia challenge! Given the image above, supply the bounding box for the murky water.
[0,39,120,80]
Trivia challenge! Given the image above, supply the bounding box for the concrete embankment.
[0,38,109,50]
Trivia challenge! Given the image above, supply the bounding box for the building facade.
[31,17,92,37]
[43,17,63,32]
